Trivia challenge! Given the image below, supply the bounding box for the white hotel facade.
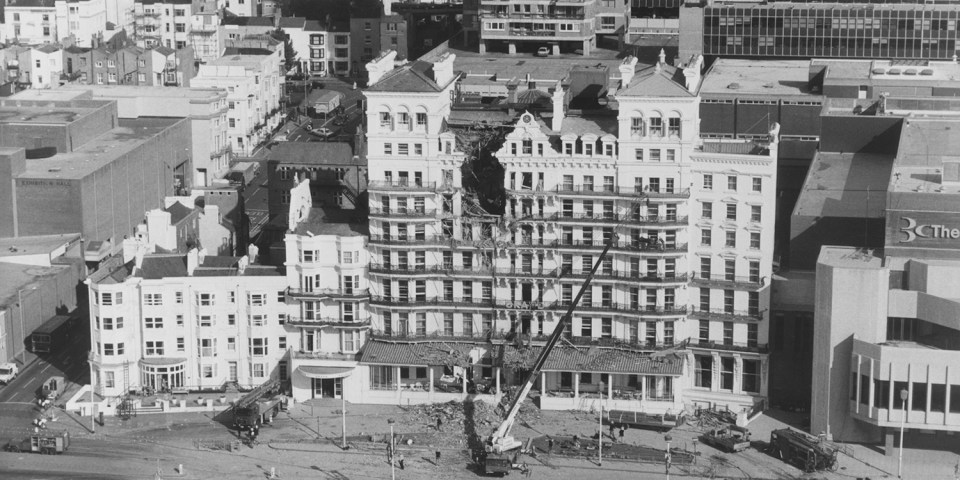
[86,51,777,417]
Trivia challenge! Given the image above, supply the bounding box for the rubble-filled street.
[5,396,950,479]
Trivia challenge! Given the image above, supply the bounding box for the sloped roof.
[35,44,61,54]
[139,255,187,279]
[268,141,359,166]
[223,16,275,27]
[152,45,176,56]
[367,61,447,93]
[278,16,306,29]
[359,340,477,367]
[619,65,693,98]
[559,115,618,137]
[165,201,195,225]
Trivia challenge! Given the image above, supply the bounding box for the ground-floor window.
[695,355,712,388]
[742,359,760,393]
[720,357,735,390]
[371,365,394,390]
[142,363,185,390]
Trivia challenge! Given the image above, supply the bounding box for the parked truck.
[226,161,260,187]
[608,410,682,432]
[233,378,282,430]
[699,426,751,453]
[40,376,65,401]
[768,428,838,472]
[4,431,69,454]
[0,362,18,384]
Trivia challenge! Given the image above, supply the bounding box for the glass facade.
[703,5,960,59]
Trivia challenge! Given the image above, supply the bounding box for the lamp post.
[664,434,673,480]
[388,418,396,480]
[341,386,347,449]
[899,388,908,479]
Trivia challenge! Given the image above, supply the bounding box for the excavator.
[483,237,616,475]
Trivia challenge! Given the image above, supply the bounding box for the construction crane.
[233,378,282,430]
[483,236,617,474]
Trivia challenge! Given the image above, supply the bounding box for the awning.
[296,366,354,379]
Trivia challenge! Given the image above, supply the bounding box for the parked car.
[537,46,550,57]
[315,127,334,138]
[0,363,17,385]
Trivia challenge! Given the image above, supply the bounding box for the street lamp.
[388,418,396,480]
[665,434,673,479]
[899,388,908,479]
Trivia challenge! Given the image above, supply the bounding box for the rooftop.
[28,85,226,101]
[699,140,772,156]
[0,262,71,308]
[6,0,56,8]
[366,60,449,93]
[819,59,960,87]
[135,254,282,280]
[290,207,368,237]
[890,118,960,194]
[268,142,362,166]
[448,47,625,90]
[19,117,187,180]
[165,202,195,225]
[619,63,693,98]
[818,246,884,269]
[0,98,113,126]
[701,59,816,98]
[223,16,275,27]
[793,151,893,219]
[0,233,81,259]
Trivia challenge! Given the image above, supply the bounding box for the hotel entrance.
[312,377,342,399]
[296,365,353,400]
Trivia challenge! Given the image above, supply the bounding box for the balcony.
[368,263,495,277]
[688,307,763,323]
[370,296,494,308]
[209,144,231,159]
[553,240,688,254]
[688,339,768,354]
[135,11,162,17]
[367,235,452,247]
[690,274,764,291]
[555,213,688,226]
[369,208,439,219]
[368,180,437,192]
[555,185,692,200]
[561,269,689,284]
[499,267,559,279]
[285,315,371,328]
[286,287,369,301]
[479,11,587,20]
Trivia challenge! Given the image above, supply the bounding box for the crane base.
[487,436,522,454]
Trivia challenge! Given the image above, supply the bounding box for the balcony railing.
[368,263,495,276]
[368,330,691,352]
[367,235,452,247]
[561,269,689,283]
[285,315,372,328]
[370,296,494,308]
[555,185,692,199]
[286,287,369,300]
[554,213,688,225]
[554,240,688,254]
[369,208,439,218]
[368,180,437,192]
[688,339,768,354]
[690,274,764,290]
[688,307,763,322]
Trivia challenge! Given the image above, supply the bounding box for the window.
[699,320,710,342]
[725,230,736,248]
[196,293,215,306]
[249,338,268,356]
[703,174,713,190]
[250,315,267,327]
[416,313,426,336]
[444,313,454,336]
[202,364,215,378]
[634,148,643,161]
[723,321,734,345]
[601,318,612,338]
[752,177,762,192]
[379,112,393,129]
[197,315,213,327]
[701,202,713,220]
[750,231,761,249]
[175,23,185,32]
[251,363,266,378]
[631,117,643,136]
[176,315,183,326]
[751,205,761,223]
[398,144,409,155]
[726,203,737,221]
[104,372,115,388]
[100,292,122,306]
[416,112,427,129]
[747,323,758,347]
[668,117,681,137]
[144,293,162,306]
[727,175,738,191]
[145,341,164,356]
[742,359,760,393]
[720,357,735,390]
[342,331,360,352]
[649,149,661,162]
[695,355,712,388]
[145,317,162,329]
[580,317,592,337]
[248,293,267,306]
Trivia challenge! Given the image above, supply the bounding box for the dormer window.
[604,143,614,156]
[522,138,533,155]
[564,142,573,155]
[584,143,593,156]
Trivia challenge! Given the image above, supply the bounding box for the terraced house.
[358,50,777,415]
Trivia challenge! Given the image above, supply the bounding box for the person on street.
[398,453,405,470]
[547,437,554,454]
[608,422,615,439]
[436,416,443,432]
[435,447,441,465]
[619,427,625,443]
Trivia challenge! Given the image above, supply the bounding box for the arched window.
[668,115,681,137]
[630,116,644,136]
[378,109,393,130]
[397,108,411,131]
[649,114,664,136]
[414,106,428,131]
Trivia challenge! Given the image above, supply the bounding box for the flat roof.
[58,85,226,101]
[0,262,70,308]
[891,118,960,194]
[0,233,80,258]
[819,59,960,87]
[794,151,893,219]
[8,90,88,102]
[818,246,884,269]
[451,49,624,87]
[0,99,113,126]
[19,117,186,180]
[268,142,362,166]
[700,59,816,98]
[291,207,368,237]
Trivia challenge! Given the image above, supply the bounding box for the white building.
[191,49,283,156]
[132,0,195,50]
[55,0,108,47]
[4,0,57,44]
[280,17,344,78]
[359,51,777,414]
[27,44,63,89]
[188,1,221,63]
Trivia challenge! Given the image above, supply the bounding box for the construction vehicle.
[483,238,615,475]
[40,376,65,401]
[233,378,282,430]
[4,431,69,454]
[609,410,682,432]
[768,428,838,472]
[699,425,751,453]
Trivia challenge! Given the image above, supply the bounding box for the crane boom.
[487,237,617,454]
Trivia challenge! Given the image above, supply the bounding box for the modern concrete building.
[191,47,283,156]
[0,98,192,254]
[0,233,84,366]
[359,50,777,413]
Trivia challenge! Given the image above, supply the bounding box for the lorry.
[699,426,751,453]
[233,378,283,430]
[307,89,344,119]
[4,431,69,454]
[0,362,18,384]
[40,376,65,401]
[483,237,616,475]
[768,428,838,472]
[608,410,682,432]
[227,161,260,187]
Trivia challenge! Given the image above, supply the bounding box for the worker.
[436,416,443,432]
[618,426,625,443]
[608,422,616,439]
[435,447,441,465]
[398,453,405,470]
[547,437,554,453]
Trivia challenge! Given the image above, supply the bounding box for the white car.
[537,47,550,57]
[0,363,18,385]
[316,127,334,138]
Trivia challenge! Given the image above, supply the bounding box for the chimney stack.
[619,56,638,89]
[365,50,397,86]
[551,81,564,132]
[432,52,456,86]
[658,48,666,66]
[383,0,391,16]
[187,247,199,276]
[682,54,704,93]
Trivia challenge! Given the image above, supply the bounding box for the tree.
[270,28,298,71]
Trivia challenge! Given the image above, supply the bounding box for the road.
[0,327,88,404]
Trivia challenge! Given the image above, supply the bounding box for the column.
[462,372,468,394]
[868,358,875,411]
[884,427,896,457]
[429,368,434,393]
[495,367,501,394]
[479,41,487,55]
[640,375,646,401]
[508,42,517,55]
[733,356,743,395]
[552,43,559,56]
[607,377,613,401]
[855,354,862,414]
[395,366,402,393]
[574,372,580,399]
[926,366,932,415]
[945,366,952,427]
[582,39,591,56]
[540,371,546,394]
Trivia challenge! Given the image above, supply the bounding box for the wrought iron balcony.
[370,296,494,308]
[690,273,765,291]
[286,287,369,300]
[688,339,768,354]
[688,307,763,323]
[284,315,371,328]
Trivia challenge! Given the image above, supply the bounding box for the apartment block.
[359,51,776,413]
[281,17,351,77]
[191,47,282,156]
